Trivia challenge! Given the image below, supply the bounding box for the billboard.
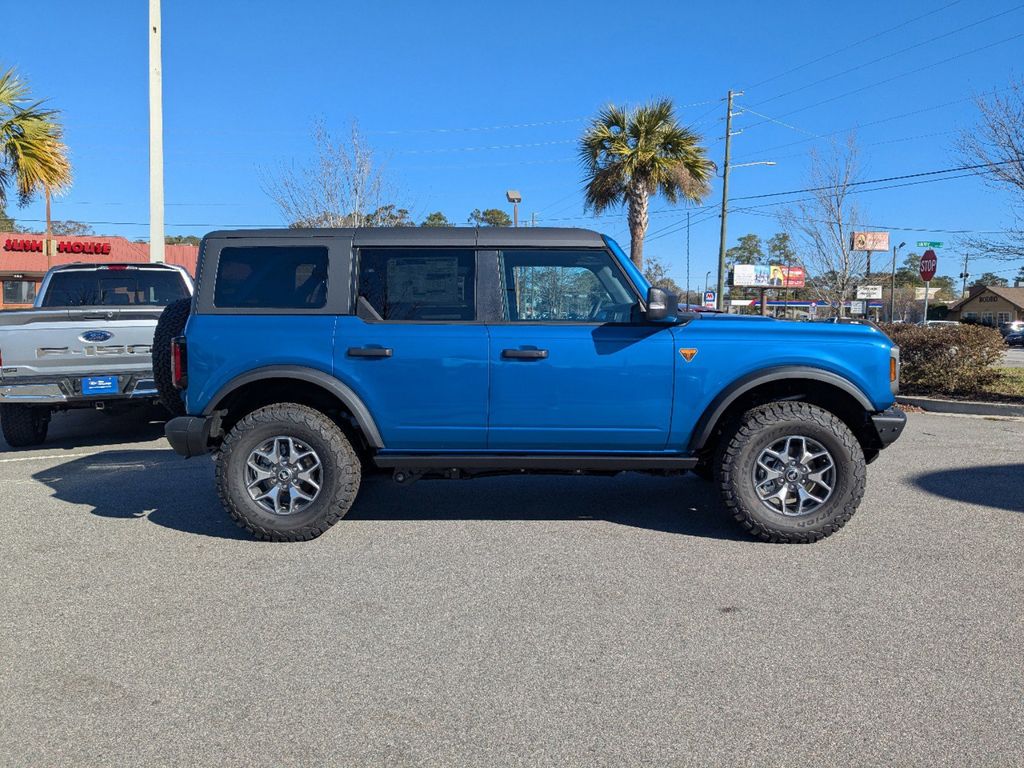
[851,231,890,251]
[732,264,805,288]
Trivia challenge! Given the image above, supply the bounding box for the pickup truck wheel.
[153,297,190,417]
[215,403,361,541]
[718,401,866,543]
[1,404,50,448]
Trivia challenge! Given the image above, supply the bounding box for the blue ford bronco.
[157,227,905,543]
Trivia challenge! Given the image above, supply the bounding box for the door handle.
[347,346,393,358]
[501,348,548,360]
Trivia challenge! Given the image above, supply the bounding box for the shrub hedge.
[879,323,1006,395]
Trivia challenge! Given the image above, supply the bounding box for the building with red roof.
[0,233,198,309]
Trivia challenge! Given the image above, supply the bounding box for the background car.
[1006,330,1024,347]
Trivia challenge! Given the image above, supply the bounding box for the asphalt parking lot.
[2,408,1022,767]
[1003,347,1024,368]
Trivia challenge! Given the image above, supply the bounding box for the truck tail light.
[171,336,188,389]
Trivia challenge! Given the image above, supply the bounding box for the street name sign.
[916,241,943,248]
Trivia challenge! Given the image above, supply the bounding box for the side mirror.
[646,286,678,322]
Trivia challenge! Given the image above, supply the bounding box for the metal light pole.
[149,0,165,263]
[506,190,522,228]
[704,271,711,296]
[685,211,691,307]
[889,241,905,321]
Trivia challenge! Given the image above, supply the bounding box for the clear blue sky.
[4,0,1023,287]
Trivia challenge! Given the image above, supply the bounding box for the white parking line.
[0,452,108,464]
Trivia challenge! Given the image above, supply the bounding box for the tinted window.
[41,269,189,307]
[499,250,639,322]
[3,279,37,305]
[214,246,328,309]
[358,248,475,321]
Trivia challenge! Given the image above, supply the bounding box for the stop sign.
[920,249,937,282]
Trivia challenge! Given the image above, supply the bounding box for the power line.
[743,30,1024,131]
[742,0,964,91]
[731,86,1014,162]
[748,4,1024,109]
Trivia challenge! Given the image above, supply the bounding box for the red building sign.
[3,238,112,255]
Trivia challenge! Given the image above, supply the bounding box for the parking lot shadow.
[911,464,1024,513]
[31,449,249,540]
[1,406,170,452]
[32,451,745,542]
[350,472,749,541]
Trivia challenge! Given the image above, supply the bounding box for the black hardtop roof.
[202,226,607,249]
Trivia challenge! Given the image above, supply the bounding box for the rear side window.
[214,246,328,309]
[41,268,189,307]
[358,248,475,321]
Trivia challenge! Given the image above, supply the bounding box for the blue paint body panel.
[486,323,674,450]
[333,317,488,450]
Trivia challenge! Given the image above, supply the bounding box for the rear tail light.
[171,336,188,389]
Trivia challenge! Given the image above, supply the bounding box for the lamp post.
[889,241,906,321]
[506,190,522,228]
[704,271,711,298]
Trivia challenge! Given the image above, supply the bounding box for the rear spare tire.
[717,401,866,543]
[153,297,190,416]
[215,403,361,541]
[1,404,50,448]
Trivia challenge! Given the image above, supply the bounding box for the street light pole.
[506,190,522,228]
[685,211,691,307]
[889,241,905,321]
[148,0,165,264]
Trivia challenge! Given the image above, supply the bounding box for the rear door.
[485,248,676,451]
[333,245,489,451]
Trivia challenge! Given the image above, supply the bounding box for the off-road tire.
[216,403,361,541]
[1,404,50,448]
[153,297,190,416]
[718,401,866,543]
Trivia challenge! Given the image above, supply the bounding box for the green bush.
[879,323,1006,395]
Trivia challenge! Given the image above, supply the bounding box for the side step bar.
[373,454,698,472]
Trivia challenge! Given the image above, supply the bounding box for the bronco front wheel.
[717,401,866,543]
[216,403,361,541]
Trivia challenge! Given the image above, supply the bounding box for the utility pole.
[685,211,691,307]
[716,90,741,312]
[149,0,165,263]
[959,253,970,297]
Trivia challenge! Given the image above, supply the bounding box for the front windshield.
[603,235,650,295]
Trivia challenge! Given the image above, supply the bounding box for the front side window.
[499,249,639,322]
[357,248,475,321]
[3,279,37,305]
[214,246,328,309]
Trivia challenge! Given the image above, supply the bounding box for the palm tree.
[0,66,72,264]
[580,99,714,270]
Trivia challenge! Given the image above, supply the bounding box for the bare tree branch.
[260,120,391,227]
[956,79,1024,261]
[779,135,865,317]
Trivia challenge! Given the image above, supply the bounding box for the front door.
[486,248,675,451]
[334,246,488,451]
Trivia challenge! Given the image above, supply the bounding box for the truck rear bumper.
[871,406,906,448]
[0,373,157,404]
[165,415,213,458]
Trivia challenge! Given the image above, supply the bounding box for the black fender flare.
[202,365,384,448]
[688,366,874,452]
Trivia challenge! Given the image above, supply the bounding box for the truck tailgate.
[0,308,164,378]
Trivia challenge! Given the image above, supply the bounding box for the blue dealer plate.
[81,376,120,396]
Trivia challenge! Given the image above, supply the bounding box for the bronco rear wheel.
[215,403,360,541]
[717,401,866,543]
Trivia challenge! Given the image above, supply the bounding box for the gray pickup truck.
[0,262,193,446]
